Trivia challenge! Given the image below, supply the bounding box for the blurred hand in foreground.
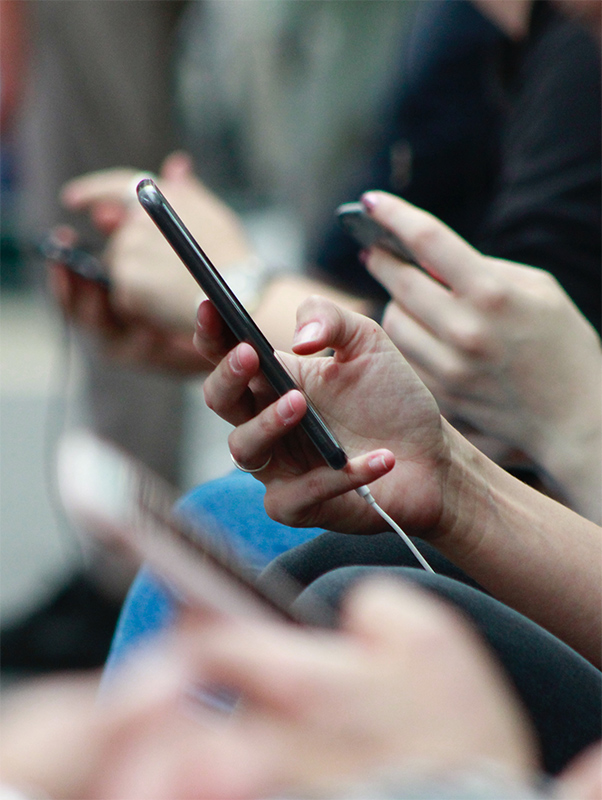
[1,580,541,799]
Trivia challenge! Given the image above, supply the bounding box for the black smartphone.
[58,431,335,628]
[137,178,347,471]
[40,235,110,287]
[336,201,420,267]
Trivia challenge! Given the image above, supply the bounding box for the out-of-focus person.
[2,0,187,675]
[54,0,601,395]
[1,579,600,800]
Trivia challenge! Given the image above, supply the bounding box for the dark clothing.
[259,529,483,590]
[315,1,602,331]
[477,1,602,330]
[261,532,602,777]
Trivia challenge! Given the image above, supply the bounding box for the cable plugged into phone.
[355,485,435,572]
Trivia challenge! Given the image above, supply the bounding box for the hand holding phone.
[137,179,347,471]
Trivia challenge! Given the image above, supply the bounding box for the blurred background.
[1,0,415,679]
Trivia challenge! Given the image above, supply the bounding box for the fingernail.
[368,453,388,472]
[361,192,379,212]
[293,321,323,347]
[357,249,369,264]
[277,394,297,423]
[229,347,244,374]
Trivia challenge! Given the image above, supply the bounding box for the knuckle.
[530,265,558,290]
[263,493,299,527]
[227,434,246,466]
[537,271,564,306]
[256,405,277,438]
[450,325,489,358]
[439,357,472,390]
[203,382,218,412]
[386,267,414,302]
[381,302,397,334]
[471,277,510,313]
[264,473,325,529]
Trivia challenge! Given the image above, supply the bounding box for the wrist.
[192,254,281,323]
[223,255,282,314]
[430,422,508,558]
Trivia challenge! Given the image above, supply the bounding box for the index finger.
[193,299,238,365]
[61,168,152,210]
[361,192,486,297]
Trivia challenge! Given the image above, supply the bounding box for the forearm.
[434,422,602,667]
[539,436,602,526]
[534,394,602,525]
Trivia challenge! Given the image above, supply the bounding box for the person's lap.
[104,487,601,777]
[284,562,601,776]
[259,528,486,591]
[104,470,325,674]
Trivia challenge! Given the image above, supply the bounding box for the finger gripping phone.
[137,179,347,471]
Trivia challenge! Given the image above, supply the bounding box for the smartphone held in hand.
[137,179,347,471]
[40,234,110,287]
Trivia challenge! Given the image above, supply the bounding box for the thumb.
[292,296,387,361]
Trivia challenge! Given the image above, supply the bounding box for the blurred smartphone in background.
[40,233,110,287]
[336,201,420,266]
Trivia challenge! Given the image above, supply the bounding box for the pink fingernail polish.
[361,192,379,212]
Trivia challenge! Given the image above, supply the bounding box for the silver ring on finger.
[230,451,273,474]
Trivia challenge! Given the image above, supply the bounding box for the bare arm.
[56,154,369,365]
[436,422,601,667]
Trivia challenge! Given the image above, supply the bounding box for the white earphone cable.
[356,485,435,572]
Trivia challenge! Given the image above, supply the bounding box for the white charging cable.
[356,485,435,572]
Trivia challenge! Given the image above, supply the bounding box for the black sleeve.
[476,5,602,332]
[311,0,506,302]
